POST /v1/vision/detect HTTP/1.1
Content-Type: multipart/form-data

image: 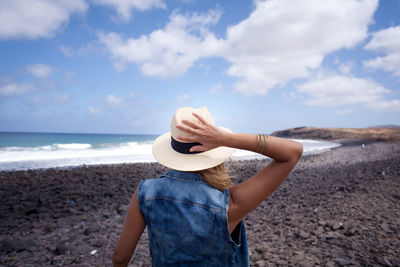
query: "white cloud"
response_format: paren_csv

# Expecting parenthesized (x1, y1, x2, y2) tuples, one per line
(339, 61, 355, 74)
(0, 0, 87, 40)
(59, 45, 74, 57)
(98, 9, 224, 76)
(296, 72, 400, 111)
(25, 94, 71, 105)
(88, 106, 101, 115)
(178, 94, 191, 103)
(282, 91, 297, 102)
(0, 0, 168, 40)
(363, 26, 400, 77)
(26, 64, 54, 79)
(103, 93, 136, 109)
(91, 0, 166, 22)
(367, 100, 400, 111)
(297, 74, 386, 106)
(98, 0, 378, 95)
(222, 0, 378, 95)
(0, 82, 33, 97)
(105, 94, 124, 106)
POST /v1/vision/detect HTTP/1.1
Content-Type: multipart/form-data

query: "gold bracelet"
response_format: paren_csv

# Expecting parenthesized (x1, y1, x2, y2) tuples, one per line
(256, 134, 270, 154)
(256, 134, 264, 154)
(256, 134, 262, 154)
(261, 134, 266, 154)
(260, 135, 266, 154)
(260, 134, 265, 154)
(256, 134, 261, 153)
(264, 135, 270, 154)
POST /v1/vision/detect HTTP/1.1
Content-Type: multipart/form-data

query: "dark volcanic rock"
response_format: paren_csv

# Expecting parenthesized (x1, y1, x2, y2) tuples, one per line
(0, 141, 399, 266)
(1, 238, 36, 253)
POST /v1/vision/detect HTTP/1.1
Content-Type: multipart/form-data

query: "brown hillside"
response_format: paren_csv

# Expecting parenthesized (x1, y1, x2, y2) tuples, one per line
(271, 127, 400, 141)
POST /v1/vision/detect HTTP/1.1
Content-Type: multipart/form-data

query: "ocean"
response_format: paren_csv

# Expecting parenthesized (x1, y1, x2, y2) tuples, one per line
(0, 132, 340, 171)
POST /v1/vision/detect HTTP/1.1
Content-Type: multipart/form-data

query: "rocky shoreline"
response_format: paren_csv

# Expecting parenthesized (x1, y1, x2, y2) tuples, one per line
(272, 126, 400, 141)
(1, 141, 399, 266)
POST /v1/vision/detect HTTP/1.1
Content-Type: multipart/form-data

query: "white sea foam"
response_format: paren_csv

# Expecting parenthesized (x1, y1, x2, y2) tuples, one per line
(0, 141, 154, 170)
(56, 143, 92, 149)
(299, 139, 341, 155)
(0, 139, 340, 171)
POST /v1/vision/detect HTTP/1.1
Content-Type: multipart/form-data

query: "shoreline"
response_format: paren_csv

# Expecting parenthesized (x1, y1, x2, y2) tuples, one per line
(1, 140, 399, 266)
(0, 138, 340, 173)
(331, 138, 387, 146)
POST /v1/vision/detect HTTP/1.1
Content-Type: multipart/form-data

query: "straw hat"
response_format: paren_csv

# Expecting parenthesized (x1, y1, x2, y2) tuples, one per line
(152, 107, 235, 171)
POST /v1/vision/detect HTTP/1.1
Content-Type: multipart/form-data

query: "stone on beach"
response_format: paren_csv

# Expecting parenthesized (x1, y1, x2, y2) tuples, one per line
(0, 141, 399, 266)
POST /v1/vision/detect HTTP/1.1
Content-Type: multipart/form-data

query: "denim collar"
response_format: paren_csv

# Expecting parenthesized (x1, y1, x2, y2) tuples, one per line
(163, 169, 202, 182)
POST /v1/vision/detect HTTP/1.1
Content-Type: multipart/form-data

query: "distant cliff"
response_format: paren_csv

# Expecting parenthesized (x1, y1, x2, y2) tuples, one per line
(271, 126, 400, 141)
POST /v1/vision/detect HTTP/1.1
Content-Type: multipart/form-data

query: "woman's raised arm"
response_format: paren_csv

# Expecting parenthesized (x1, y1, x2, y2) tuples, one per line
(176, 112, 303, 232)
(224, 133, 302, 231)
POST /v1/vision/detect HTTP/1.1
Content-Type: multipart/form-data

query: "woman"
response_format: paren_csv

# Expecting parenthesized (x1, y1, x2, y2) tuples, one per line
(113, 107, 303, 266)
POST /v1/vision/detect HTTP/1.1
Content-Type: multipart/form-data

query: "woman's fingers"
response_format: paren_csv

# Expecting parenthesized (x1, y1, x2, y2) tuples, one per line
(175, 123, 198, 135)
(192, 113, 208, 125)
(175, 114, 213, 145)
(176, 135, 196, 142)
(190, 145, 208, 152)
(181, 119, 201, 129)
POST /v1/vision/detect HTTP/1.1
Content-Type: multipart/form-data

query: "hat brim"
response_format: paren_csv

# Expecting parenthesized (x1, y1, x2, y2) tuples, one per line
(152, 127, 235, 171)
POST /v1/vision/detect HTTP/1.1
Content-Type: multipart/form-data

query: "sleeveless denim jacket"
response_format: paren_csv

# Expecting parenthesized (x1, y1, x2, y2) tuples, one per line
(138, 170, 250, 266)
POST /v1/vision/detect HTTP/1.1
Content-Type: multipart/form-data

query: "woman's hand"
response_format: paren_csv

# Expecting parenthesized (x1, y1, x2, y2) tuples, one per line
(175, 112, 229, 152)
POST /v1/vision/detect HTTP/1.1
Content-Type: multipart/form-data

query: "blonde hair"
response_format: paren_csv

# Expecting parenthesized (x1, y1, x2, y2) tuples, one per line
(196, 163, 232, 191)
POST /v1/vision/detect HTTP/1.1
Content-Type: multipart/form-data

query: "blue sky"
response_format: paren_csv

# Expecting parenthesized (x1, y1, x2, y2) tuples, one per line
(0, 0, 399, 135)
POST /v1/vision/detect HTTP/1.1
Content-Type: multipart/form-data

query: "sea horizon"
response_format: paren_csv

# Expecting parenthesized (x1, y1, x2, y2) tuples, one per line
(0, 130, 159, 138)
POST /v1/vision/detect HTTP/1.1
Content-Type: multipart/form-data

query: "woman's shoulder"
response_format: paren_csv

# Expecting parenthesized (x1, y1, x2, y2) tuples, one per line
(137, 172, 173, 199)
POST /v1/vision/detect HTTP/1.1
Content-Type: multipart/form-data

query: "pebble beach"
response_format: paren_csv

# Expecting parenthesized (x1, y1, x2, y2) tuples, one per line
(1, 140, 399, 266)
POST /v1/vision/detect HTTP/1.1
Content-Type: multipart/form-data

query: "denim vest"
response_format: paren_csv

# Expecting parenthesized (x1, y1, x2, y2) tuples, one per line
(138, 170, 250, 266)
